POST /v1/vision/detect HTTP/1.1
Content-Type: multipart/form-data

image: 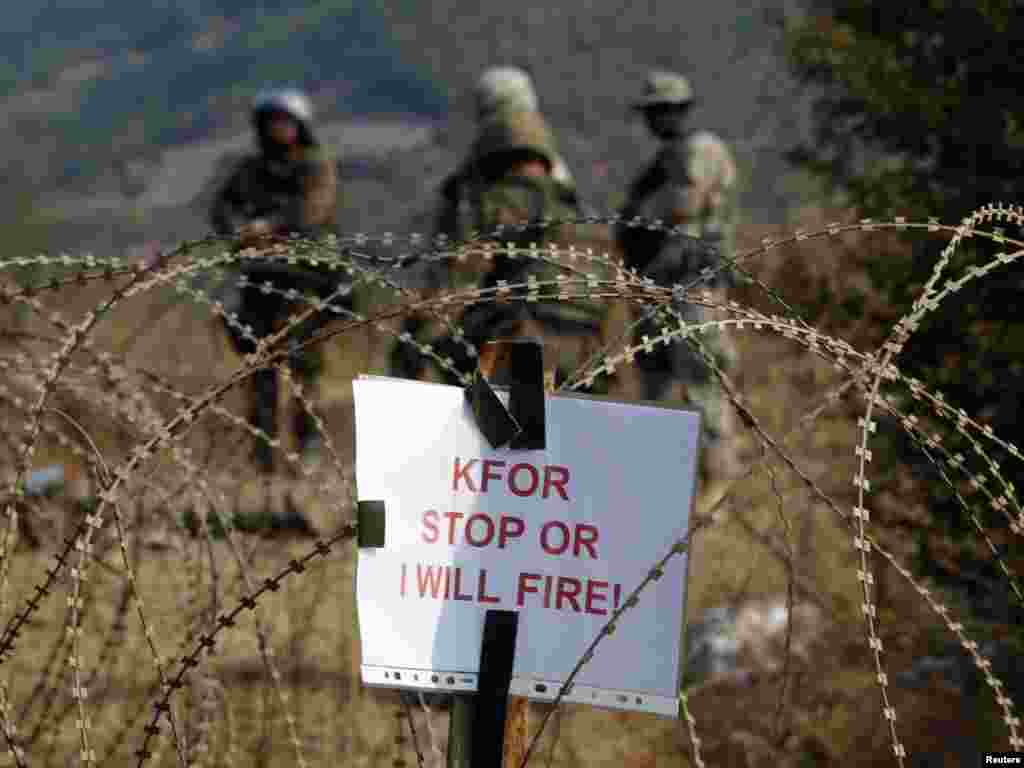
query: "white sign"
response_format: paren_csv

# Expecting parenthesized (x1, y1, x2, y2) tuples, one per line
(352, 376, 700, 716)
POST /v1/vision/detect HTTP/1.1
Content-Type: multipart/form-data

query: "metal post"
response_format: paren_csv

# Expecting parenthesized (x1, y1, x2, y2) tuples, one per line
(446, 695, 474, 768)
(445, 609, 519, 768)
(471, 610, 519, 765)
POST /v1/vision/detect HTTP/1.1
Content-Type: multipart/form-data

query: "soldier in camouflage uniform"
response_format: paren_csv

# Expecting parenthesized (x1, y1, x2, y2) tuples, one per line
(616, 70, 741, 483)
(211, 88, 342, 475)
(389, 67, 588, 380)
(421, 109, 609, 390)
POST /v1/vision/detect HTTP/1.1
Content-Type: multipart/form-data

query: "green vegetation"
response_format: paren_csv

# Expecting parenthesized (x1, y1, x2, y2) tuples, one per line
(782, 0, 1023, 696)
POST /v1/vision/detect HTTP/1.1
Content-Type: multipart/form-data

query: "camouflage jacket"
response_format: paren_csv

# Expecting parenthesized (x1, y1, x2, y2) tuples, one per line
(210, 146, 337, 240)
(424, 157, 585, 294)
(460, 173, 607, 329)
(617, 130, 738, 282)
(436, 157, 582, 243)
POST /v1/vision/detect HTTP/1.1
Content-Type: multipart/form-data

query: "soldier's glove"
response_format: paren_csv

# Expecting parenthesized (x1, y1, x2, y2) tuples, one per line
(700, 232, 737, 290)
(236, 219, 276, 247)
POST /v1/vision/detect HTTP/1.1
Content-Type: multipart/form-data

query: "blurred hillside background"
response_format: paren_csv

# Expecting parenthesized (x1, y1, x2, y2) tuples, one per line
(0, 0, 809, 258)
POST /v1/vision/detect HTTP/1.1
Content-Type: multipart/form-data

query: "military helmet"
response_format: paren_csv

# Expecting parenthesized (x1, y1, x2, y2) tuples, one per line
(474, 67, 539, 122)
(474, 109, 558, 174)
(632, 70, 694, 109)
(252, 88, 316, 144)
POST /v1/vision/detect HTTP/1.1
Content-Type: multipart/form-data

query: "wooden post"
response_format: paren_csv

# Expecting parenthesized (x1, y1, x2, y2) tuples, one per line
(502, 697, 530, 768)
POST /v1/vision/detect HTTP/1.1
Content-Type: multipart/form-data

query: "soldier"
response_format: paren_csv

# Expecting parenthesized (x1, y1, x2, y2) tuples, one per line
(616, 70, 742, 484)
(210, 88, 342, 478)
(389, 66, 588, 381)
(424, 109, 608, 391)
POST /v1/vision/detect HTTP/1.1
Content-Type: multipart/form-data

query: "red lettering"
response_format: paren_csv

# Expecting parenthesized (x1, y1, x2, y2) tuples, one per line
(540, 521, 571, 555)
(453, 457, 477, 492)
(555, 577, 582, 612)
(478, 570, 500, 604)
(452, 568, 473, 601)
(452, 458, 572, 499)
(481, 460, 505, 493)
(508, 463, 539, 497)
(516, 572, 542, 607)
(443, 511, 464, 545)
(573, 524, 600, 559)
(512, 572, 614, 614)
(416, 565, 445, 598)
(465, 514, 495, 547)
(543, 465, 570, 501)
(585, 580, 608, 615)
(421, 510, 439, 543)
(498, 516, 525, 548)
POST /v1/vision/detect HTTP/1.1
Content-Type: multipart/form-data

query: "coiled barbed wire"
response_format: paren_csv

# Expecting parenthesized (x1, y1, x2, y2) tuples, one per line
(0, 208, 1020, 766)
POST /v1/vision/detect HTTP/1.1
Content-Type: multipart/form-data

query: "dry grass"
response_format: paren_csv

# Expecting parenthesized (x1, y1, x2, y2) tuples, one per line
(0, 208, 1020, 766)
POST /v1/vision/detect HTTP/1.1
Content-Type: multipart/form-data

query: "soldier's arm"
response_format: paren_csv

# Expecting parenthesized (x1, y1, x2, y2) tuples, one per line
(268, 152, 338, 236)
(660, 134, 739, 285)
(620, 160, 667, 219)
(434, 195, 460, 255)
(646, 185, 723, 287)
(424, 170, 471, 294)
(669, 134, 737, 228)
(301, 153, 338, 230)
(209, 162, 249, 236)
(616, 161, 669, 272)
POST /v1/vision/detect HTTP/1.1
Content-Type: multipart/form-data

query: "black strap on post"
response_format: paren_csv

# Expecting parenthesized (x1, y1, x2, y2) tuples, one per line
(465, 337, 546, 450)
(469, 609, 520, 766)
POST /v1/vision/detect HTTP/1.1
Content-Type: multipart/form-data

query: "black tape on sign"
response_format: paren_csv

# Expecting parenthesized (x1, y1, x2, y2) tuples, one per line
(356, 500, 386, 548)
(500, 340, 545, 451)
(466, 373, 522, 449)
(470, 609, 520, 766)
(466, 337, 546, 450)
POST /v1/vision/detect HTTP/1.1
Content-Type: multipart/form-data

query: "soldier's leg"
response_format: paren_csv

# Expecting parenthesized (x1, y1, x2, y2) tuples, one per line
(250, 369, 279, 473)
(633, 309, 675, 402)
(233, 283, 285, 474)
(287, 278, 348, 460)
(704, 329, 742, 484)
(673, 326, 742, 486)
(288, 347, 324, 460)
